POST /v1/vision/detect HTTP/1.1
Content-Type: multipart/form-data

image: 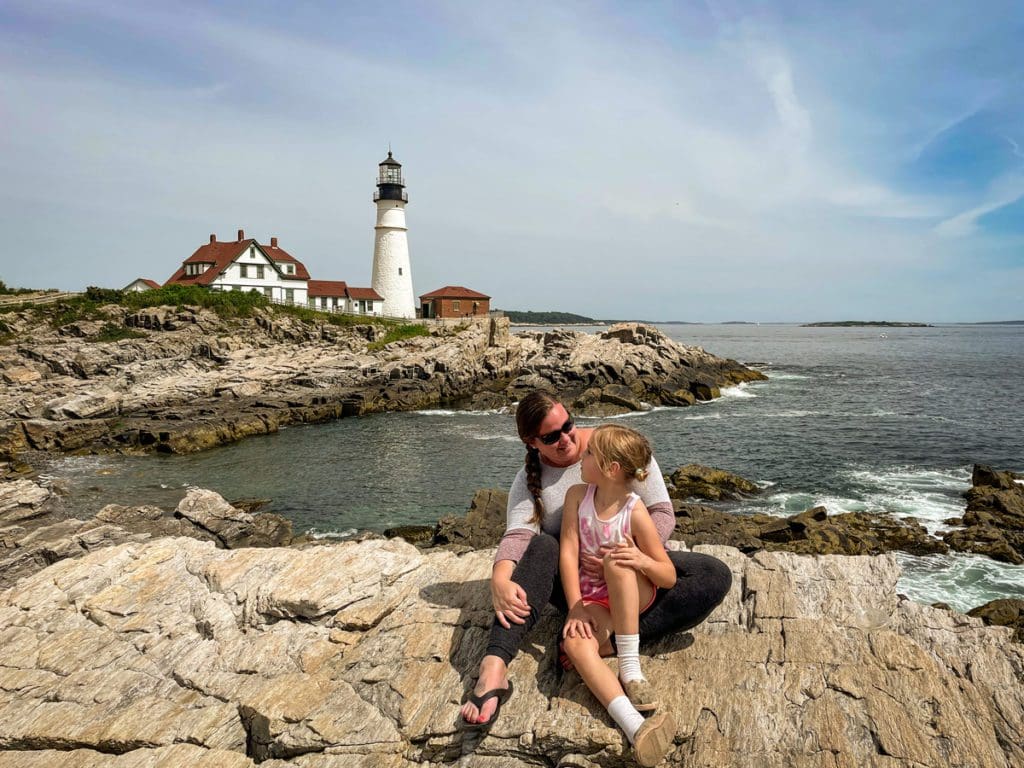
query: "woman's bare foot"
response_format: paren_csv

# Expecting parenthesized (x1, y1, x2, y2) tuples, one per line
(459, 655, 509, 725)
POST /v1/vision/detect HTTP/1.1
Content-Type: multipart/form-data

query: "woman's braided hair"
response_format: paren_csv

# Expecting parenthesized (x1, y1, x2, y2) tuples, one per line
(515, 391, 559, 525)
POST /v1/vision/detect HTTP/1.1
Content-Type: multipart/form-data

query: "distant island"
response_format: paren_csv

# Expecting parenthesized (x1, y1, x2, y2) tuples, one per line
(802, 321, 932, 328)
(502, 310, 599, 325)
(971, 320, 1024, 325)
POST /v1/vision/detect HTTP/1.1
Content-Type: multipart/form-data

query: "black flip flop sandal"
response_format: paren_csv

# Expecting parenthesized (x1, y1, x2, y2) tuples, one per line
(458, 679, 514, 732)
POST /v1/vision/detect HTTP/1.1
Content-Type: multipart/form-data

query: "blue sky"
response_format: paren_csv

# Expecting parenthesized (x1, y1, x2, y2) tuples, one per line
(1, 1, 1021, 321)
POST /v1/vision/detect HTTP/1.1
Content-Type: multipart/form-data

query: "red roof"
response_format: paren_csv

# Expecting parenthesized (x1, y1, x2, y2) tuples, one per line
(419, 285, 490, 300)
(165, 237, 310, 286)
(347, 287, 383, 301)
(141, 279, 161, 289)
(308, 280, 349, 297)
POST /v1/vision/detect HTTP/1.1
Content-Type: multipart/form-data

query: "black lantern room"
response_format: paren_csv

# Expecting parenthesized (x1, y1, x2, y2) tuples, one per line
(374, 151, 408, 202)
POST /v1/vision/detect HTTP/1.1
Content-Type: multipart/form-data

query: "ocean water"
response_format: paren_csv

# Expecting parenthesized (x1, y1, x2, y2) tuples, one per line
(40, 323, 1024, 612)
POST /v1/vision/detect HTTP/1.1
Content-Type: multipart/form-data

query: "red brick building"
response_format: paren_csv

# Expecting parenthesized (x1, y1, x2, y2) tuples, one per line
(419, 286, 491, 319)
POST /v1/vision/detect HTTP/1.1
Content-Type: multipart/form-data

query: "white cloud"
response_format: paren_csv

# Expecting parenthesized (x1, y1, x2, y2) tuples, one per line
(935, 173, 1024, 237)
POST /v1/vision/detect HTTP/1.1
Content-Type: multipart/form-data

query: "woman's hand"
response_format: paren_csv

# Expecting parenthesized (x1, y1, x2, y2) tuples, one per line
(563, 603, 595, 639)
(605, 538, 656, 574)
(491, 577, 531, 629)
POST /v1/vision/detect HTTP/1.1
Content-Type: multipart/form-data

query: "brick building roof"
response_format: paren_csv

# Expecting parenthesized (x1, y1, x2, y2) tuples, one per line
(419, 285, 490, 300)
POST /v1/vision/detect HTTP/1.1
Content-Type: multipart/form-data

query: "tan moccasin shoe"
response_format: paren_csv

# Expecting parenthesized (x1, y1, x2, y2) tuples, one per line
(622, 678, 659, 713)
(632, 711, 676, 767)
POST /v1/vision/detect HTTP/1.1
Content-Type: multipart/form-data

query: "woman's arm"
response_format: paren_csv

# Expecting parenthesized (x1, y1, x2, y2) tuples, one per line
(560, 484, 593, 639)
(608, 500, 676, 589)
(490, 468, 538, 628)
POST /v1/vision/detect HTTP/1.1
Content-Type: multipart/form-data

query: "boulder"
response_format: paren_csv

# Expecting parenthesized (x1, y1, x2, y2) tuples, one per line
(944, 464, 1024, 564)
(0, 539, 1020, 766)
(431, 488, 508, 550)
(669, 463, 761, 501)
(968, 598, 1024, 643)
(175, 488, 293, 548)
(43, 386, 122, 419)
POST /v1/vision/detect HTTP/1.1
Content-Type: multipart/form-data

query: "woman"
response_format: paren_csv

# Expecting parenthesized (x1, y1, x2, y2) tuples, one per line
(459, 391, 733, 729)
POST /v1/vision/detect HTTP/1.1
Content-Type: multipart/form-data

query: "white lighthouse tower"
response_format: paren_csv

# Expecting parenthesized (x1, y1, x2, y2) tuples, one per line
(371, 151, 415, 319)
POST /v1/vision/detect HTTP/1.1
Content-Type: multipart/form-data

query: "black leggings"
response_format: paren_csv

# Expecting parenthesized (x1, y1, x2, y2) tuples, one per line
(484, 533, 733, 665)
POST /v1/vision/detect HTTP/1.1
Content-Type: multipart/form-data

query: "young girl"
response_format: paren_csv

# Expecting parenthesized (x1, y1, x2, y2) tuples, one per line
(559, 424, 678, 767)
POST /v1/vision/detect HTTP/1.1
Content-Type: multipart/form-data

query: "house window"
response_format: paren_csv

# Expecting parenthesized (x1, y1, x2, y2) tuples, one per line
(263, 287, 272, 298)
(359, 300, 367, 313)
(286, 264, 295, 275)
(321, 298, 328, 309)
(366, 301, 373, 312)
(256, 265, 264, 279)
(250, 246, 256, 258)
(453, 300, 461, 311)
(239, 264, 248, 278)
(285, 288, 294, 303)
(398, 267, 403, 275)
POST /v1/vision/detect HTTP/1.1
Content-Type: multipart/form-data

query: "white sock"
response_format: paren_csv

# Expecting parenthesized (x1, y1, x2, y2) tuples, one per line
(617, 633, 644, 683)
(607, 695, 645, 743)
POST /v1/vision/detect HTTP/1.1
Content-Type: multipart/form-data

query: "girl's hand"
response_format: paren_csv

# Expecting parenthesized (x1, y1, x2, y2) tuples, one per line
(492, 578, 531, 629)
(563, 604, 595, 639)
(580, 549, 605, 579)
(606, 538, 655, 574)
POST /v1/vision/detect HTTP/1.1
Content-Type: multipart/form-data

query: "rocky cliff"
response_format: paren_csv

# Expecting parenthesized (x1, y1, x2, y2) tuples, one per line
(0, 307, 763, 458)
(0, 535, 1021, 767)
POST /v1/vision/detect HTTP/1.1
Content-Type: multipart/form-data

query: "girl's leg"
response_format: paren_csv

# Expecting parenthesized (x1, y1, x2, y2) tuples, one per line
(562, 605, 621, 707)
(462, 533, 559, 724)
(638, 551, 733, 646)
(604, 555, 655, 636)
(564, 604, 676, 763)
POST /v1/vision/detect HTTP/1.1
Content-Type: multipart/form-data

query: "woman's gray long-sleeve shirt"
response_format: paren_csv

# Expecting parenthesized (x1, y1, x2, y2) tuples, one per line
(495, 457, 673, 563)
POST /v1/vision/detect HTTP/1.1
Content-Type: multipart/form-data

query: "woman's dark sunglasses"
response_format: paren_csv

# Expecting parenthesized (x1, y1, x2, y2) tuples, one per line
(537, 417, 575, 445)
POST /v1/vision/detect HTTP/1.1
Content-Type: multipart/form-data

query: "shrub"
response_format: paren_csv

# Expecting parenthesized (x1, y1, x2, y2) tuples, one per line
(91, 323, 147, 342)
(366, 323, 430, 351)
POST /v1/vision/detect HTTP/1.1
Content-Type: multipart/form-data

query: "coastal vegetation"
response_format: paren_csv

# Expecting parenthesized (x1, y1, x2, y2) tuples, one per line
(0, 284, 416, 334)
(366, 322, 430, 350)
(503, 309, 596, 324)
(802, 320, 932, 327)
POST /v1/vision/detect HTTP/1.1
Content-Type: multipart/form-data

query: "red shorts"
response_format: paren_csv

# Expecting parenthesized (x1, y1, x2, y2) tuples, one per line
(582, 589, 657, 614)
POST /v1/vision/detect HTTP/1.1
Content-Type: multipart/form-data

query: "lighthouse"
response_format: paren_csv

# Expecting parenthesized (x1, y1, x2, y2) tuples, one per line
(371, 151, 415, 319)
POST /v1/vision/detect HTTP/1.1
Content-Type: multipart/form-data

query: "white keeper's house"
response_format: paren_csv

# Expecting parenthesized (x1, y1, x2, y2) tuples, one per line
(163, 230, 383, 316)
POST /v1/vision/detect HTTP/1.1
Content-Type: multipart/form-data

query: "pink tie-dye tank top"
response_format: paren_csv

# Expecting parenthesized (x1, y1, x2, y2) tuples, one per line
(578, 484, 640, 604)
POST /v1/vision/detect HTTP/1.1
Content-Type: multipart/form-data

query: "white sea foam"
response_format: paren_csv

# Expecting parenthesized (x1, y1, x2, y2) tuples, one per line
(308, 527, 358, 540)
(414, 407, 509, 417)
(896, 552, 1024, 613)
(844, 466, 968, 535)
(762, 371, 809, 381)
(720, 384, 757, 399)
(730, 491, 870, 518)
(682, 412, 722, 421)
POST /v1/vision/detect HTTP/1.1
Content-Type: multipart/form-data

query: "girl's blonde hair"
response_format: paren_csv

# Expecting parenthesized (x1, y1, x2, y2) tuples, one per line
(588, 424, 652, 482)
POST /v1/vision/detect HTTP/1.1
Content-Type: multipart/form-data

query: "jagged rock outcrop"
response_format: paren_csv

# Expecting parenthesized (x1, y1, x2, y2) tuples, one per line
(0, 308, 764, 456)
(0, 537, 1020, 767)
(0, 478, 292, 588)
(943, 465, 1024, 564)
(668, 463, 761, 501)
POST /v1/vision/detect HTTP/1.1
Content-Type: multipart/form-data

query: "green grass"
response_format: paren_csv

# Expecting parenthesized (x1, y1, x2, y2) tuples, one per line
(4, 284, 434, 341)
(91, 323, 148, 342)
(366, 323, 430, 351)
